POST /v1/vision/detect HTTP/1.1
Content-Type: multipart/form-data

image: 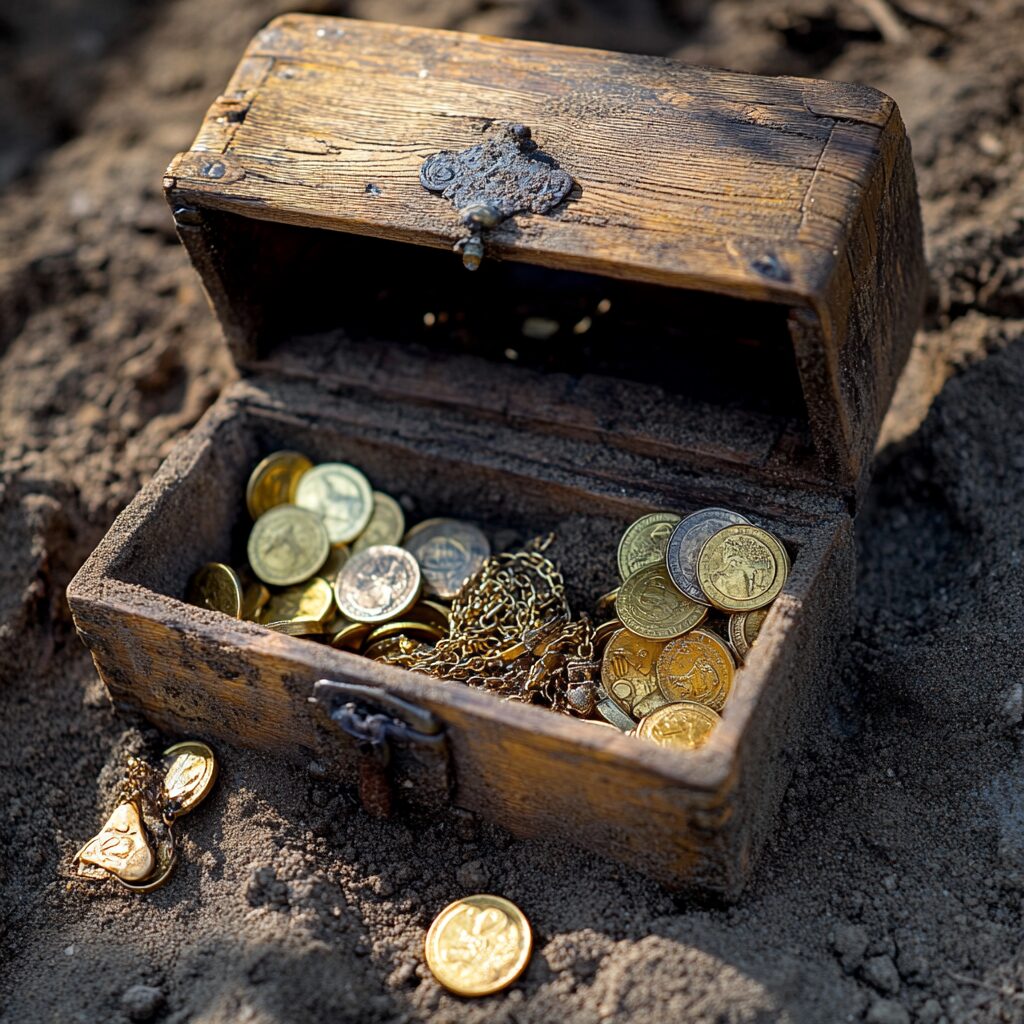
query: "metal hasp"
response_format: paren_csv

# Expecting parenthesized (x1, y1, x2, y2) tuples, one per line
(311, 679, 450, 817)
(419, 122, 574, 270)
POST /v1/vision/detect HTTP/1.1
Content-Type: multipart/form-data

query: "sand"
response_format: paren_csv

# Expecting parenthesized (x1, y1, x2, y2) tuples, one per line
(1, 1, 1022, 1021)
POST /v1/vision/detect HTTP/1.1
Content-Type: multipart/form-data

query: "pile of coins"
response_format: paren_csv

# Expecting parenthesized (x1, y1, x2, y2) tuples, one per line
(187, 452, 789, 753)
(72, 741, 217, 892)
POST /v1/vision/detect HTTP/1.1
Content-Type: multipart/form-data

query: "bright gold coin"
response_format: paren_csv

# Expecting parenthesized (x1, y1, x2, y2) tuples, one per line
(162, 741, 218, 819)
(294, 462, 374, 545)
(403, 518, 490, 600)
(114, 837, 177, 893)
(696, 524, 788, 611)
(656, 628, 734, 711)
(245, 450, 313, 519)
(248, 505, 330, 587)
(352, 491, 406, 553)
(185, 563, 243, 618)
(665, 507, 750, 605)
(75, 801, 155, 883)
(636, 701, 720, 751)
(728, 607, 769, 660)
(425, 894, 532, 997)
(601, 628, 669, 720)
(335, 544, 422, 624)
(259, 577, 335, 628)
(616, 564, 707, 640)
(616, 512, 681, 581)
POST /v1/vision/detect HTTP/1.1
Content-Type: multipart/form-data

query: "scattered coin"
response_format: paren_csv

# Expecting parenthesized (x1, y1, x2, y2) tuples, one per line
(294, 462, 374, 545)
(636, 701, 720, 751)
(75, 801, 155, 883)
(352, 491, 406, 553)
(656, 628, 734, 711)
(248, 505, 330, 587)
(335, 545, 422, 623)
(616, 564, 707, 640)
(729, 607, 769, 660)
(425, 894, 532, 997)
(162, 741, 218, 819)
(245, 450, 313, 519)
(185, 562, 243, 618)
(696, 524, 788, 611)
(665, 507, 750, 605)
(403, 518, 490, 600)
(616, 512, 681, 581)
(601, 627, 669, 720)
(259, 577, 335, 631)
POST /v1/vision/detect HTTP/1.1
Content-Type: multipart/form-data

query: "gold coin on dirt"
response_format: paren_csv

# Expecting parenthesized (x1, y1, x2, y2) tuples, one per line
(294, 462, 374, 545)
(636, 701, 720, 751)
(728, 607, 769, 660)
(245, 450, 313, 519)
(406, 599, 451, 631)
(185, 562, 243, 618)
(335, 544, 422, 624)
(330, 621, 373, 651)
(403, 519, 490, 600)
(601, 628, 669, 720)
(162, 740, 218, 819)
(259, 577, 335, 629)
(616, 512, 681, 581)
(75, 801, 155, 883)
(665, 507, 750, 605)
(352, 491, 406, 553)
(696, 524, 788, 612)
(656, 628, 734, 711)
(616, 564, 707, 640)
(425, 894, 532, 997)
(248, 505, 329, 587)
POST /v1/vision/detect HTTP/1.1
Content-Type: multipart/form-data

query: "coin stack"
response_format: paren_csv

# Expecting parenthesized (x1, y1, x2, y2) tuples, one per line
(595, 509, 789, 750)
(187, 452, 491, 659)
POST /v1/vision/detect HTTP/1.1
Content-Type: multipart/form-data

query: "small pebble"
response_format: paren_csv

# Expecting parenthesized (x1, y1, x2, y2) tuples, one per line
(121, 984, 165, 1022)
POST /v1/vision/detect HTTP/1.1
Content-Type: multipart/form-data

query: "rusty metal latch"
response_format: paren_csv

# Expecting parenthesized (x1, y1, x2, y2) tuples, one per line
(419, 122, 574, 271)
(311, 680, 449, 817)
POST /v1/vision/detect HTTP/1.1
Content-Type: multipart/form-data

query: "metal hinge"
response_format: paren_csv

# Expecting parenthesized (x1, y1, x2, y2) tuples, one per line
(310, 680, 450, 817)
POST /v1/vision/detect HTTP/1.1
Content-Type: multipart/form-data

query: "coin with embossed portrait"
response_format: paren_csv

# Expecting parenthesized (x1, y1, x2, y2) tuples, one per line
(335, 544, 422, 624)
(245, 450, 313, 519)
(616, 564, 707, 640)
(248, 505, 329, 586)
(616, 512, 681, 581)
(600, 627, 669, 720)
(352, 491, 406, 553)
(665, 507, 750, 604)
(294, 462, 374, 545)
(403, 518, 490, 600)
(636, 701, 720, 751)
(697, 524, 788, 612)
(656, 628, 734, 711)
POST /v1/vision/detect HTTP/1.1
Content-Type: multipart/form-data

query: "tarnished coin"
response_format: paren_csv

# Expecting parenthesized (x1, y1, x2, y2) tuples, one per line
(729, 608, 769, 660)
(665, 507, 750, 604)
(696, 524, 788, 611)
(425, 894, 532, 997)
(616, 512, 681, 581)
(403, 518, 490, 600)
(335, 545, 422, 624)
(245, 450, 313, 519)
(259, 577, 335, 629)
(352, 491, 406, 553)
(162, 741, 218, 819)
(75, 801, 155, 883)
(616, 564, 707, 640)
(656, 628, 734, 711)
(330, 621, 373, 651)
(601, 628, 669, 720)
(248, 505, 329, 587)
(294, 462, 374, 545)
(636, 701, 720, 751)
(186, 562, 243, 618)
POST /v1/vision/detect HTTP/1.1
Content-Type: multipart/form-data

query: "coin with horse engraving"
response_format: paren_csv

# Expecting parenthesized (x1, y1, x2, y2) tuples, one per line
(656, 628, 734, 711)
(616, 564, 707, 640)
(665, 507, 750, 604)
(335, 544, 421, 624)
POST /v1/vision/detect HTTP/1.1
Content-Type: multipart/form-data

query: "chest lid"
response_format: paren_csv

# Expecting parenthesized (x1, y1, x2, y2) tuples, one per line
(164, 14, 925, 509)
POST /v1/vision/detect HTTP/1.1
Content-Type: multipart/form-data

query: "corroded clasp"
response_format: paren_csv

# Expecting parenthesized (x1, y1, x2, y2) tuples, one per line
(419, 122, 574, 270)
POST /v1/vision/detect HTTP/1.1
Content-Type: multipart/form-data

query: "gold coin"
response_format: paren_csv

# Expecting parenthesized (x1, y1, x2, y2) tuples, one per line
(75, 801, 155, 883)
(114, 836, 177, 893)
(363, 635, 430, 662)
(601, 627, 669, 720)
(365, 620, 445, 646)
(259, 577, 335, 628)
(425, 895, 532, 997)
(636, 701, 720, 751)
(665, 507, 750, 605)
(263, 618, 327, 637)
(335, 544, 422, 624)
(245, 450, 313, 519)
(403, 518, 490, 600)
(240, 578, 270, 621)
(185, 562, 243, 618)
(728, 607, 769, 660)
(592, 618, 623, 651)
(696, 524, 788, 611)
(248, 505, 330, 587)
(656, 628, 734, 711)
(330, 621, 373, 651)
(162, 741, 217, 819)
(616, 512, 681, 580)
(294, 462, 374, 545)
(616, 564, 707, 640)
(594, 588, 619, 621)
(352, 491, 406, 553)
(406, 599, 451, 631)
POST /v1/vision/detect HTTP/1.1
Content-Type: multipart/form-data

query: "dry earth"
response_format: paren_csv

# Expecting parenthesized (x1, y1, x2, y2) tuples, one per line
(1, 1, 1023, 1022)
